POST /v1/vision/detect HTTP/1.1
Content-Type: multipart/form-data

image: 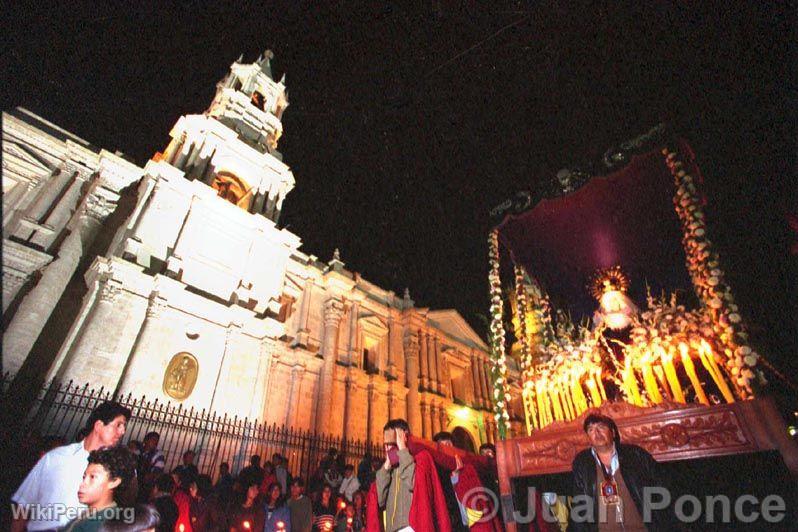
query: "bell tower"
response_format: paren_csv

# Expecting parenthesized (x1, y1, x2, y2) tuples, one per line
(159, 50, 293, 222)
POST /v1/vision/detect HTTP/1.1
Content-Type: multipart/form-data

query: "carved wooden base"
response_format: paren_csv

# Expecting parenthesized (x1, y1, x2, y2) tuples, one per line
(496, 397, 798, 530)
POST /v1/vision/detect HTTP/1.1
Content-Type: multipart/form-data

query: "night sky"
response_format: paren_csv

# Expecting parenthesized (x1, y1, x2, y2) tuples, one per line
(4, 2, 796, 380)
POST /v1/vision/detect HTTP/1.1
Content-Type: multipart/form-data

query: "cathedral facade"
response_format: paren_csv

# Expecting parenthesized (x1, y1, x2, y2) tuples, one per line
(2, 53, 521, 447)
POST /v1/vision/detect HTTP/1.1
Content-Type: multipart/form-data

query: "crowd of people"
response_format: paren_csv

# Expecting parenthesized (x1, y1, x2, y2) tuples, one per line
(10, 398, 684, 532)
(12, 401, 464, 532)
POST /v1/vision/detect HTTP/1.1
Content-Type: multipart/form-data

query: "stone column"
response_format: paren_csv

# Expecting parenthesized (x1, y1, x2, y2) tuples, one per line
(22, 168, 72, 223)
(403, 333, 422, 434)
(262, 352, 283, 423)
(315, 298, 343, 434)
(344, 379, 358, 439)
(482, 359, 493, 408)
(209, 323, 244, 414)
(430, 405, 440, 435)
(386, 317, 396, 377)
(289, 365, 307, 429)
(418, 331, 428, 390)
(366, 383, 379, 445)
(248, 339, 275, 422)
(471, 353, 484, 407)
(387, 387, 395, 420)
(420, 403, 431, 439)
(49, 279, 123, 387)
(114, 294, 168, 396)
(439, 353, 450, 398)
(2, 179, 35, 235)
(283, 363, 305, 427)
(426, 334, 436, 393)
(438, 406, 448, 434)
(430, 335, 440, 394)
(476, 358, 487, 407)
(346, 300, 359, 365)
(293, 279, 314, 347)
(3, 192, 109, 375)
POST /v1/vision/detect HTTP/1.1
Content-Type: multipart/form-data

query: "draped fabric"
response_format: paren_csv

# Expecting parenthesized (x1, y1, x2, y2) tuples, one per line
(365, 450, 452, 532)
(495, 139, 702, 320)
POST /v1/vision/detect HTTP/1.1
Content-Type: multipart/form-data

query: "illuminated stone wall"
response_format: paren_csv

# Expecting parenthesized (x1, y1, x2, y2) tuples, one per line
(2, 53, 514, 445)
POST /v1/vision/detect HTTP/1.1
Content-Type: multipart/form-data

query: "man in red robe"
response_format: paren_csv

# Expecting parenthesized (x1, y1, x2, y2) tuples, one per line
(368, 423, 507, 531)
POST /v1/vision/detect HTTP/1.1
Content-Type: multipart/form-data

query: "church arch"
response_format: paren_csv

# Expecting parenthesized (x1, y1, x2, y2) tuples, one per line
(210, 171, 254, 211)
(451, 425, 476, 453)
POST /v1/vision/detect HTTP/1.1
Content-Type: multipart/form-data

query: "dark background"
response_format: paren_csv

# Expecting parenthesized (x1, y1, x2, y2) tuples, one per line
(3, 2, 796, 393)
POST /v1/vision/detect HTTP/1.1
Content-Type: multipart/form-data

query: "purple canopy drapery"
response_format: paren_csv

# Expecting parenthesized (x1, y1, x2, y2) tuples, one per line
(495, 140, 702, 319)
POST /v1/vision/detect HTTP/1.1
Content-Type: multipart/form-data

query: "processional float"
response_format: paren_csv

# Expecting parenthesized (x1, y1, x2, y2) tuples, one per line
(485, 126, 797, 530)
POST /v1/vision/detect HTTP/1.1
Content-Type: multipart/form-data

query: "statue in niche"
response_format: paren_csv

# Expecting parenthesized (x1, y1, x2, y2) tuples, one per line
(163, 353, 198, 401)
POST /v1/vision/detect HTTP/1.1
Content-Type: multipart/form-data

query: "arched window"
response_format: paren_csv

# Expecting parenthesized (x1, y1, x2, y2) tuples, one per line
(210, 172, 254, 211)
(451, 426, 476, 453)
(250, 91, 266, 111)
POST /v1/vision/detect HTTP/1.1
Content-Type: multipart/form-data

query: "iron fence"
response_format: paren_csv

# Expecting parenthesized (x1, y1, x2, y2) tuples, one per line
(2, 374, 383, 482)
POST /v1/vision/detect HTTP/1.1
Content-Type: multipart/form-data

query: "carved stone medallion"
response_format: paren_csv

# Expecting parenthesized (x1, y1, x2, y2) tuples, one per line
(163, 352, 198, 401)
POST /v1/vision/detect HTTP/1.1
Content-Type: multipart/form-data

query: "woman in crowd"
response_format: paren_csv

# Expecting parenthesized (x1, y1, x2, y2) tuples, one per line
(172, 468, 196, 532)
(188, 474, 215, 531)
(259, 461, 278, 497)
(263, 481, 292, 531)
(350, 491, 366, 531)
(323, 464, 342, 491)
(311, 484, 337, 531)
(229, 477, 265, 532)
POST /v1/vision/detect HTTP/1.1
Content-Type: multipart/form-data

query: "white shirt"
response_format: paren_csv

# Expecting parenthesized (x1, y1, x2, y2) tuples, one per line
(591, 447, 619, 476)
(12, 441, 90, 530)
(339, 475, 360, 502)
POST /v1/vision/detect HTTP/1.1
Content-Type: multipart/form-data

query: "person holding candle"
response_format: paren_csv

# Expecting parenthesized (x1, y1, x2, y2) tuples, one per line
(263, 481, 292, 532)
(312, 484, 337, 531)
(230, 478, 266, 532)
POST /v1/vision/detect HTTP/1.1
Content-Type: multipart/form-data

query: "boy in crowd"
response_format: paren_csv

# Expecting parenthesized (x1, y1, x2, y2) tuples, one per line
(287, 478, 313, 532)
(339, 464, 360, 502)
(62, 446, 137, 531)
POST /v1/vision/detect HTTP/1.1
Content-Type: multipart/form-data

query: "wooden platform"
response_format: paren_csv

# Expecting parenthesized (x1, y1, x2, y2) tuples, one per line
(495, 397, 798, 530)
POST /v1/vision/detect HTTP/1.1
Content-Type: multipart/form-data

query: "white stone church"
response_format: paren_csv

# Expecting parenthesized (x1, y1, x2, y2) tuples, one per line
(2, 52, 523, 447)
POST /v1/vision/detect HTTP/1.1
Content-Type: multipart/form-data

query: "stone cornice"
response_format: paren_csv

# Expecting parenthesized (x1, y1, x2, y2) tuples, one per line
(2, 239, 54, 273)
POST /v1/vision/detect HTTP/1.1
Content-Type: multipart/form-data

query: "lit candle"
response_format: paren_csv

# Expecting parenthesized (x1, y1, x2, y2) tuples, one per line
(560, 380, 575, 420)
(572, 375, 590, 413)
(653, 365, 672, 401)
(680, 343, 709, 405)
(549, 383, 564, 421)
(624, 362, 643, 406)
(661, 348, 685, 403)
(641, 362, 663, 404)
(698, 341, 735, 403)
(536, 381, 549, 427)
(595, 369, 608, 401)
(524, 387, 537, 432)
(585, 376, 602, 407)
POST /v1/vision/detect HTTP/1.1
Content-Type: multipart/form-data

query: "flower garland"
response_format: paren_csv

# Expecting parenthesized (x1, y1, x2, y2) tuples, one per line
(513, 263, 534, 432)
(664, 147, 759, 397)
(488, 229, 511, 439)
